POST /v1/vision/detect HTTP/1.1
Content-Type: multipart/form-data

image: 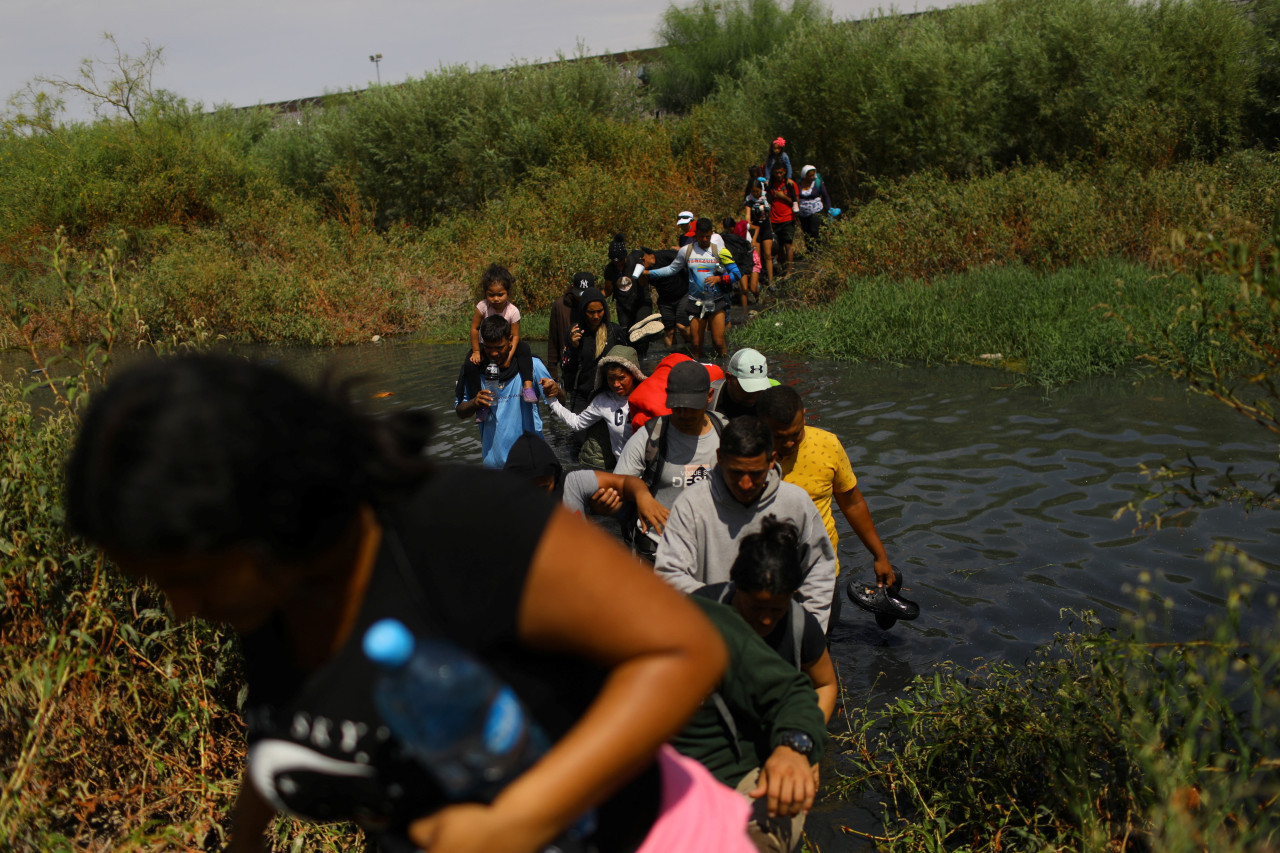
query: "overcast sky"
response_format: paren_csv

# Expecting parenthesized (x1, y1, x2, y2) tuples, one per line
(4, 0, 965, 121)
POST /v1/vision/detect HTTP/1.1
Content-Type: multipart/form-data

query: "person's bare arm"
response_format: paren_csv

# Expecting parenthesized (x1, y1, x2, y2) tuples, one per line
(748, 745, 816, 818)
(506, 320, 522, 368)
(593, 471, 669, 535)
(803, 648, 838, 723)
(455, 389, 493, 419)
(408, 509, 726, 853)
(469, 309, 484, 364)
(834, 485, 894, 588)
(223, 771, 275, 852)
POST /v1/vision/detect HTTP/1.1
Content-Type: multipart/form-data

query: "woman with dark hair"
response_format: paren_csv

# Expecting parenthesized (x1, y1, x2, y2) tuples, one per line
(560, 287, 627, 413)
(64, 354, 752, 853)
(742, 165, 774, 290)
(696, 517, 837, 722)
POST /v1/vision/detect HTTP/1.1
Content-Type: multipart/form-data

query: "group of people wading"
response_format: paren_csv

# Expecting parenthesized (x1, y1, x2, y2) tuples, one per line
(64, 135, 912, 853)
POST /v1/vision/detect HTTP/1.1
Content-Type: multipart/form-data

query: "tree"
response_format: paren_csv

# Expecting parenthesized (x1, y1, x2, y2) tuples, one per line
(649, 0, 826, 113)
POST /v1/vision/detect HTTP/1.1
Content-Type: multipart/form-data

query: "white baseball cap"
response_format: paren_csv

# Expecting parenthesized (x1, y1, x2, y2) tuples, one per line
(727, 348, 770, 392)
(676, 211, 695, 226)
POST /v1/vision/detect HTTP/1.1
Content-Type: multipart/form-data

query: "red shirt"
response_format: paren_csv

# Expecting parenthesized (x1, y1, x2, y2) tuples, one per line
(769, 179, 798, 224)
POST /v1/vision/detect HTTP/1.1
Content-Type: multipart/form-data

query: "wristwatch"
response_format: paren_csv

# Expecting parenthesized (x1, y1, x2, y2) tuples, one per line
(775, 729, 815, 758)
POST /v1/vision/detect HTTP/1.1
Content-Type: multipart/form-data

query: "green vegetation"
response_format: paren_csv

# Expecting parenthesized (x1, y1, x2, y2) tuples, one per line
(839, 572, 1280, 852)
(2, 0, 1280, 377)
(735, 260, 1249, 388)
(648, 0, 827, 113)
(3, 4, 1280, 845)
(0, 251, 365, 849)
(831, 165, 1280, 853)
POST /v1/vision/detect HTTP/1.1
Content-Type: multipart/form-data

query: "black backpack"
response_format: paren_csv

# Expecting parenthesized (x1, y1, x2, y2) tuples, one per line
(626, 411, 728, 560)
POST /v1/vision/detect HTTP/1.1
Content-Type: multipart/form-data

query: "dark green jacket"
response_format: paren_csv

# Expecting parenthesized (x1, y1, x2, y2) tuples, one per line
(671, 598, 827, 786)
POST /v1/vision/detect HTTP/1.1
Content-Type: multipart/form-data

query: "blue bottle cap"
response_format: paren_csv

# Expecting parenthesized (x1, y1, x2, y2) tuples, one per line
(364, 618, 415, 668)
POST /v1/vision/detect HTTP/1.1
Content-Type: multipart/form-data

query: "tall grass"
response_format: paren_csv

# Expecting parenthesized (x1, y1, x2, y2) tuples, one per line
(734, 260, 1261, 387)
(0, 245, 367, 849)
(839, 558, 1280, 852)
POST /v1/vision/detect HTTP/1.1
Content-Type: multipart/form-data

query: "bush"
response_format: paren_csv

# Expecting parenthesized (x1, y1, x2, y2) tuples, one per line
(710, 0, 1259, 201)
(839, 570, 1280, 852)
(647, 0, 826, 113)
(800, 152, 1280, 285)
(252, 55, 649, 228)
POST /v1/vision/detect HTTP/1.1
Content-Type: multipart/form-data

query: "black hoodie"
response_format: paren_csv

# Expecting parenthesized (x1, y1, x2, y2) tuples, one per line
(560, 287, 626, 409)
(503, 432, 565, 500)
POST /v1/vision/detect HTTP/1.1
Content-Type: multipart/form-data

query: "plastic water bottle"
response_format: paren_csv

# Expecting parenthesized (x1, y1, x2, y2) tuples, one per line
(478, 361, 501, 422)
(363, 618, 548, 802)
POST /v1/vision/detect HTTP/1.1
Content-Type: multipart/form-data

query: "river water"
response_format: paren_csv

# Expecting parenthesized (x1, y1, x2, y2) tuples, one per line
(276, 340, 1278, 849)
(8, 341, 1277, 849)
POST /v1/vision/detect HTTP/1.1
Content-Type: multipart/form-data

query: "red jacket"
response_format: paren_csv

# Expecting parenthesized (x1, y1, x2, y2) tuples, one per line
(627, 354, 726, 433)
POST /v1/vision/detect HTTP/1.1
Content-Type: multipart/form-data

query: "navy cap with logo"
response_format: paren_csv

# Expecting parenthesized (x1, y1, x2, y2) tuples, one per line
(666, 361, 712, 409)
(572, 271, 596, 293)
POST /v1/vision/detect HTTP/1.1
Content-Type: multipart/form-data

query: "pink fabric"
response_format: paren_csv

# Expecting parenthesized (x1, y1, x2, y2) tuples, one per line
(635, 746, 755, 853)
(752, 248, 762, 275)
(476, 300, 522, 325)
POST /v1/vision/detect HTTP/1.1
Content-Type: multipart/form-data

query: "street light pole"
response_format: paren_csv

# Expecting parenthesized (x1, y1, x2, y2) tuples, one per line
(369, 53, 382, 85)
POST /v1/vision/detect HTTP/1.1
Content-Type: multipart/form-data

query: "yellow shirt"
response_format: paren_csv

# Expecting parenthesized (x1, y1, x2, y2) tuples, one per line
(779, 426, 858, 571)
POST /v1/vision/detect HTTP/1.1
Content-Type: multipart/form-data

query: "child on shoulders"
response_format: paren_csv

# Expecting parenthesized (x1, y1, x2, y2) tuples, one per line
(469, 263, 538, 403)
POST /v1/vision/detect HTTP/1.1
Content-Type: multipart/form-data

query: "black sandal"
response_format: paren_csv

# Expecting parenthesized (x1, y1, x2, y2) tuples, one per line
(846, 569, 920, 629)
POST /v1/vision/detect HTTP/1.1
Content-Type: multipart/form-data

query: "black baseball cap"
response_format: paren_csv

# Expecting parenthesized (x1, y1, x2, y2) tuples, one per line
(666, 361, 711, 409)
(572, 271, 596, 293)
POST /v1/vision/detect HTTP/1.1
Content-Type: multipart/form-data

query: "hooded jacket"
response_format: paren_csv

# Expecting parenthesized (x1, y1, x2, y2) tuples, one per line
(560, 287, 627, 408)
(654, 465, 838, 630)
(547, 345, 647, 458)
(547, 286, 579, 372)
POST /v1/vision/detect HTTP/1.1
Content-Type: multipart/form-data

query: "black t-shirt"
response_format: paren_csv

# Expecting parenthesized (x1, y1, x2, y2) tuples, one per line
(611, 251, 653, 320)
(696, 582, 826, 668)
(649, 248, 687, 304)
(241, 465, 658, 850)
(711, 384, 758, 421)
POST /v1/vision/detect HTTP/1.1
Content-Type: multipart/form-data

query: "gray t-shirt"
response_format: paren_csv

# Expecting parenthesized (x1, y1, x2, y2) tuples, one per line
(613, 420, 722, 510)
(561, 469, 600, 517)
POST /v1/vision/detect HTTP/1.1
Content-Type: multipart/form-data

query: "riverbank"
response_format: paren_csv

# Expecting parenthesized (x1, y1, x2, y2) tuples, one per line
(408, 259, 1254, 390)
(733, 259, 1236, 388)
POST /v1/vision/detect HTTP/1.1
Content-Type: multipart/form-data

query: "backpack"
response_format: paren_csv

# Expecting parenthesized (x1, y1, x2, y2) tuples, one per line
(626, 410, 728, 560)
(638, 410, 728, 492)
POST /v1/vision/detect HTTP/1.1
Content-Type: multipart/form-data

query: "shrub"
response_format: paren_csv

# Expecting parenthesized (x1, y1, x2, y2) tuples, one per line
(715, 0, 1260, 201)
(252, 55, 649, 228)
(839, 569, 1280, 852)
(647, 0, 826, 113)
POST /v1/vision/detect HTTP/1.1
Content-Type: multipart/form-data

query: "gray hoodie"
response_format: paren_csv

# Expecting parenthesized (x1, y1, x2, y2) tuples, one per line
(654, 465, 838, 629)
